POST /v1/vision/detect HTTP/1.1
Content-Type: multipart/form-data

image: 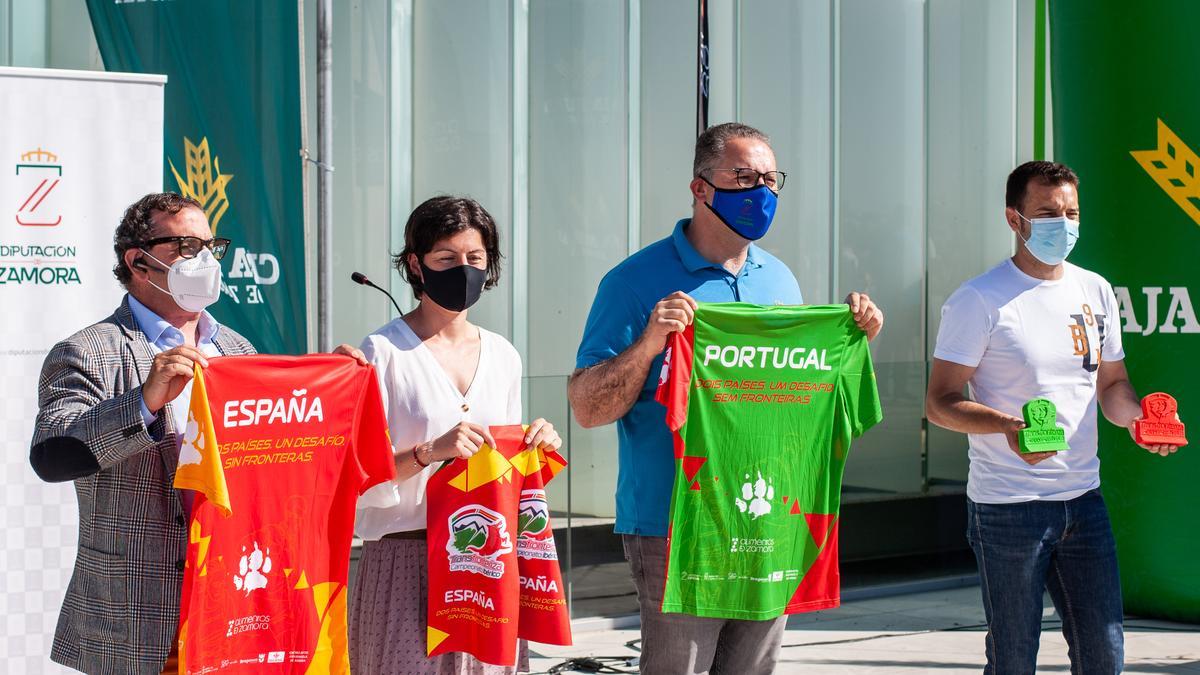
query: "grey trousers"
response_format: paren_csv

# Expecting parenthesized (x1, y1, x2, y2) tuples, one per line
(623, 535, 787, 675)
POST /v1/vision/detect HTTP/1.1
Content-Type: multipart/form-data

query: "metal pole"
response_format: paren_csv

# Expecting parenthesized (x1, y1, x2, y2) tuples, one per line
(696, 0, 709, 137)
(297, 0, 313, 351)
(317, 0, 333, 351)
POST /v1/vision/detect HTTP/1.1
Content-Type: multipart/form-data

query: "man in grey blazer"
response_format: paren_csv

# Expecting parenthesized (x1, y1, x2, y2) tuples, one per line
(30, 192, 363, 674)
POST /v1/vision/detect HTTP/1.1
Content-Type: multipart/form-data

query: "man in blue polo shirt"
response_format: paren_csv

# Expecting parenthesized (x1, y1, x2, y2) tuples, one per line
(568, 122, 884, 674)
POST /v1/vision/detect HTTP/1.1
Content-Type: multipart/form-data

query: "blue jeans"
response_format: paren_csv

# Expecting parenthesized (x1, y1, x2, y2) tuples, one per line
(966, 488, 1124, 675)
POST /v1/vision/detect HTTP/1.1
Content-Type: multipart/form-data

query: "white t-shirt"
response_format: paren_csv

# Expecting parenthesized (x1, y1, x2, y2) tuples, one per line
(353, 318, 522, 538)
(934, 259, 1125, 504)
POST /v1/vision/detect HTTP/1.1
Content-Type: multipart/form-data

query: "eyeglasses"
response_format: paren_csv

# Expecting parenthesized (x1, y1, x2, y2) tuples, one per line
(140, 236, 232, 260)
(709, 168, 787, 191)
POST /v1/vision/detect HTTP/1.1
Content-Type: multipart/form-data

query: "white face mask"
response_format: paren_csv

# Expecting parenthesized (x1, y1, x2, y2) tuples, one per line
(140, 247, 223, 312)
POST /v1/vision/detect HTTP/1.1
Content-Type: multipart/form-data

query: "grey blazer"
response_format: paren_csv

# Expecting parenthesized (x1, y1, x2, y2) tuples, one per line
(30, 295, 255, 675)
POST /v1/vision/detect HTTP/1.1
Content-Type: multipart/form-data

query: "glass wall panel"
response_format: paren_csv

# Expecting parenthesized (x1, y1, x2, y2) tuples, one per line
(330, 0, 393, 348)
(838, 0, 926, 496)
(7, 1, 47, 66)
(528, 0, 628, 520)
(925, 0, 1018, 489)
(739, 0, 833, 305)
(0, 0, 102, 70)
(46, 0, 103, 71)
(412, 0, 513, 338)
(639, 0, 696, 247)
(528, 0, 636, 619)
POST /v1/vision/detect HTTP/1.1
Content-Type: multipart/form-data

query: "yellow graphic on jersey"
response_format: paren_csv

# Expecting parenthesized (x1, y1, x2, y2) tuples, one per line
(305, 582, 350, 675)
(173, 365, 232, 516)
(427, 626, 451, 653)
(445, 426, 567, 492)
(447, 444, 515, 491)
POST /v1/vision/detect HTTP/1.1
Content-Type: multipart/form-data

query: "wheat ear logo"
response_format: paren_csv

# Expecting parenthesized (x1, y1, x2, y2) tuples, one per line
(169, 136, 234, 233)
(1131, 119, 1200, 227)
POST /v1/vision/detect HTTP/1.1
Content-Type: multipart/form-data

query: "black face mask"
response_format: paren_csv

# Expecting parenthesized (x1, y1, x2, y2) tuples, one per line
(419, 262, 486, 312)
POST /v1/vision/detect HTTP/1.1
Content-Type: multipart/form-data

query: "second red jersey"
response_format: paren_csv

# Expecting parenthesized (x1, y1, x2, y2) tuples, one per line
(175, 354, 396, 674)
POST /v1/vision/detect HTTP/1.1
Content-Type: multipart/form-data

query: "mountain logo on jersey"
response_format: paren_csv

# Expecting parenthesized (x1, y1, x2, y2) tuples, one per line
(517, 490, 551, 539)
(516, 489, 558, 561)
(447, 505, 514, 579)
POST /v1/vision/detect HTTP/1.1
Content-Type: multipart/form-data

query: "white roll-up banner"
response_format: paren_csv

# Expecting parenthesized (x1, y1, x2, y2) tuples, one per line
(0, 67, 165, 674)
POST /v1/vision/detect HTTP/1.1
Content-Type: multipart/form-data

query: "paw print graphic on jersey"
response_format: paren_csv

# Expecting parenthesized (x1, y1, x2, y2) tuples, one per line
(179, 411, 204, 467)
(232, 542, 272, 595)
(735, 471, 774, 519)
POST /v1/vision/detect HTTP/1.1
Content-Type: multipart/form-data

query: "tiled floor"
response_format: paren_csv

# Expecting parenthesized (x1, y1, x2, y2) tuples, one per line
(528, 585, 1200, 673)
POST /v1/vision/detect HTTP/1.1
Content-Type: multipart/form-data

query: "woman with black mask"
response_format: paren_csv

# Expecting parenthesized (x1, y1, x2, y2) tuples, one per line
(349, 195, 561, 674)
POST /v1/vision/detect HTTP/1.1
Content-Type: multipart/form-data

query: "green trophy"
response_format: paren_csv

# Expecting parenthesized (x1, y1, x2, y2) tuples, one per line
(1018, 398, 1070, 453)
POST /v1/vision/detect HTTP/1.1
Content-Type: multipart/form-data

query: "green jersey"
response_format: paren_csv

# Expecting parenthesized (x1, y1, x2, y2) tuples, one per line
(655, 303, 882, 619)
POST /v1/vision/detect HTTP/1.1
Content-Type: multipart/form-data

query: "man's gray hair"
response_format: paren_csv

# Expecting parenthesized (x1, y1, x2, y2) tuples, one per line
(692, 122, 771, 178)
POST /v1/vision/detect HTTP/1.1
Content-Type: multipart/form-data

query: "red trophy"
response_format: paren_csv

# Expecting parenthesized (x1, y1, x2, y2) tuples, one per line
(1133, 393, 1188, 447)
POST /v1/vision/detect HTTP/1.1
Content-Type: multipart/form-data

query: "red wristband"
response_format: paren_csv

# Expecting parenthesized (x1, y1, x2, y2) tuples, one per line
(412, 443, 431, 468)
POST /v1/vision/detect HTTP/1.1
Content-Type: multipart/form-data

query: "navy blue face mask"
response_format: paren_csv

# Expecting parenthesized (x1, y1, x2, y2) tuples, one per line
(702, 178, 779, 241)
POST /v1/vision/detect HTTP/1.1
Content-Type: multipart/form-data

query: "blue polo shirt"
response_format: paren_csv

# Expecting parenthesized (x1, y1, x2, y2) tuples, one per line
(575, 219, 803, 536)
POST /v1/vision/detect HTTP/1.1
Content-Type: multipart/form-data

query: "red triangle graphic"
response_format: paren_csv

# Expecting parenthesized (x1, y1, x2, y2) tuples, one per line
(671, 431, 687, 459)
(805, 513, 837, 549)
(689, 480, 700, 491)
(790, 500, 803, 515)
(681, 456, 707, 483)
(786, 518, 840, 612)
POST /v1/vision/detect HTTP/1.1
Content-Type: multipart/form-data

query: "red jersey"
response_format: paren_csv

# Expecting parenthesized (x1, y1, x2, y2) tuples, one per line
(174, 354, 395, 674)
(425, 425, 571, 666)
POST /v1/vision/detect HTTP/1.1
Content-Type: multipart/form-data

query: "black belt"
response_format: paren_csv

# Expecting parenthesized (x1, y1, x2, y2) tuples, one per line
(381, 529, 426, 541)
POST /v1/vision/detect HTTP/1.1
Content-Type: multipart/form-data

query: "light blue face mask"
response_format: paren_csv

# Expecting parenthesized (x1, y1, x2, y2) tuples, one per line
(1017, 212, 1079, 265)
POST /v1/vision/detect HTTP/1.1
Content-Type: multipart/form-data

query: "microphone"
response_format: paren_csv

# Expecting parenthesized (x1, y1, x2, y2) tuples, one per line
(351, 271, 404, 317)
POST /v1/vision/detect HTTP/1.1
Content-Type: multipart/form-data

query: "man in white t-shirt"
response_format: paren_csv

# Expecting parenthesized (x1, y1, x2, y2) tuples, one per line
(926, 161, 1182, 675)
